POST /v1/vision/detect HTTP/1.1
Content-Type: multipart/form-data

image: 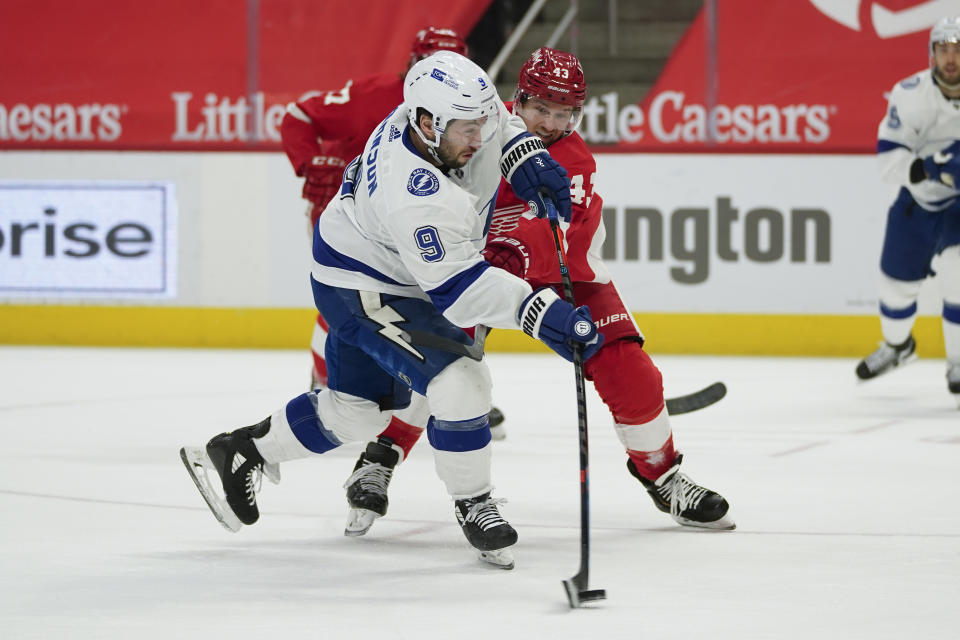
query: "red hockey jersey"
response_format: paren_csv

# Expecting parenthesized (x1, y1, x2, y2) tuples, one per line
(280, 73, 404, 175)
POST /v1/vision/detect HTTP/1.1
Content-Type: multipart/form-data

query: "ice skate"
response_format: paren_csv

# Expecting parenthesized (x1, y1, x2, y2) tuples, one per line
(856, 335, 917, 380)
(488, 406, 507, 441)
(629, 455, 735, 530)
(948, 363, 960, 407)
(454, 492, 517, 569)
(343, 437, 400, 536)
(180, 417, 278, 533)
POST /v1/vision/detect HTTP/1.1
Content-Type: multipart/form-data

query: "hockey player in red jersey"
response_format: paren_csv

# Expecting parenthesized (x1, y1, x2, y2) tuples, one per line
(343, 48, 734, 536)
(280, 27, 468, 391)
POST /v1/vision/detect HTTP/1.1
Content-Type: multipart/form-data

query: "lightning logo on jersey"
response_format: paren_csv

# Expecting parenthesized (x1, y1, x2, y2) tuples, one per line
(359, 292, 425, 361)
(407, 168, 440, 196)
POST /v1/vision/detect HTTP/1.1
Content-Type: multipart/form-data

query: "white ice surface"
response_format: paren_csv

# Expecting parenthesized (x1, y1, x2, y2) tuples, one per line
(1, 346, 958, 639)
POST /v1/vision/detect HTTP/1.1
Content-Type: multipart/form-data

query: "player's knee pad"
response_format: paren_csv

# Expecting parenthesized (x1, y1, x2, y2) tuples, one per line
(315, 389, 391, 444)
(586, 339, 664, 425)
(878, 273, 923, 313)
(425, 357, 492, 421)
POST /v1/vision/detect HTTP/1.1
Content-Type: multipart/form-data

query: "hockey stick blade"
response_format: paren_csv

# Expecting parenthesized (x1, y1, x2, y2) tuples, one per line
(665, 381, 727, 415)
(563, 576, 607, 608)
(406, 325, 487, 361)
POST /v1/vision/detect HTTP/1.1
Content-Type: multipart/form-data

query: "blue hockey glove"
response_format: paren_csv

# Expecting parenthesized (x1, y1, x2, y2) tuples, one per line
(518, 287, 603, 362)
(922, 140, 960, 188)
(499, 132, 572, 222)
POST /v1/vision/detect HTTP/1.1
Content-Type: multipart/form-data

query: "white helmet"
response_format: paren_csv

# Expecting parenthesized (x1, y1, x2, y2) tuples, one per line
(930, 16, 960, 53)
(404, 51, 500, 161)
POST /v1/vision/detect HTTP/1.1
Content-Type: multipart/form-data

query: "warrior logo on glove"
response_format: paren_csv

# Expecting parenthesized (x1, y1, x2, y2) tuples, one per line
(518, 287, 603, 362)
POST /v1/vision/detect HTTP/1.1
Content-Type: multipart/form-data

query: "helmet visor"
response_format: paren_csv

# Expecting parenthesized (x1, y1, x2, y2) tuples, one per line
(516, 96, 583, 136)
(438, 99, 500, 147)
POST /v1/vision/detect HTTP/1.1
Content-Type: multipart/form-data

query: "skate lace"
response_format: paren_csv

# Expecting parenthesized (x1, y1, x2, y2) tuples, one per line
(245, 465, 263, 506)
(461, 497, 508, 531)
(664, 472, 707, 515)
(343, 461, 393, 494)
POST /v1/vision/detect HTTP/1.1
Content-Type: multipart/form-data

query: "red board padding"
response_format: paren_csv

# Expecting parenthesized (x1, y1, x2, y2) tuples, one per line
(0, 0, 490, 150)
(597, 0, 937, 153)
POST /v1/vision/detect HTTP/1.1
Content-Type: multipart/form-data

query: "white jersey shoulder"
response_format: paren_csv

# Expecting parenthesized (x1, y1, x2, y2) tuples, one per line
(313, 103, 532, 329)
(878, 69, 960, 208)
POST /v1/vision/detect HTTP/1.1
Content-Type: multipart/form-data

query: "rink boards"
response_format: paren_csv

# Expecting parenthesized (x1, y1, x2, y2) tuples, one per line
(0, 151, 950, 356)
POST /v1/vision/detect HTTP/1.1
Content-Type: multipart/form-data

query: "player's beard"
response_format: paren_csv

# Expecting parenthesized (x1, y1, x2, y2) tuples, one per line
(437, 138, 475, 169)
(935, 63, 960, 90)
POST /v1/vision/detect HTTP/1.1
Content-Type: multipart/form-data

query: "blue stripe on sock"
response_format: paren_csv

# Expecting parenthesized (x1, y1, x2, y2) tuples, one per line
(880, 301, 917, 320)
(426, 415, 491, 452)
(285, 393, 341, 454)
(944, 302, 960, 324)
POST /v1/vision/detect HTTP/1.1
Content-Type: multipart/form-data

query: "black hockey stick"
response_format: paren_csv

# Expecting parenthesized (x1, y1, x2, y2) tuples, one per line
(544, 196, 606, 608)
(406, 325, 488, 361)
(666, 381, 727, 415)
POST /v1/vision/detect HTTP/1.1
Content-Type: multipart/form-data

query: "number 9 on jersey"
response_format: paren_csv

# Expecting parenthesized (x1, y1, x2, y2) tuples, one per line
(415, 226, 445, 262)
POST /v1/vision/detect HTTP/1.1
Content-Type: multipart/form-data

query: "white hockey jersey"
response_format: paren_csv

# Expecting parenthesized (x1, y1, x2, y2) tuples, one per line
(312, 103, 534, 330)
(878, 69, 960, 210)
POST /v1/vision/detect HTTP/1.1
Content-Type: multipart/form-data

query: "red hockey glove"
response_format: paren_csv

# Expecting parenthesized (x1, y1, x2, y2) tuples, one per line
(302, 155, 347, 212)
(482, 236, 531, 279)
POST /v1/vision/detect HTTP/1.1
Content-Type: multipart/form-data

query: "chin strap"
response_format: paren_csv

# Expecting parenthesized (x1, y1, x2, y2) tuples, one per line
(408, 122, 444, 165)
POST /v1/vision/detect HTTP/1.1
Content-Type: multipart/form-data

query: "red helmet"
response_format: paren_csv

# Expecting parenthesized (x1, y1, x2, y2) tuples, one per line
(410, 27, 468, 65)
(515, 47, 587, 108)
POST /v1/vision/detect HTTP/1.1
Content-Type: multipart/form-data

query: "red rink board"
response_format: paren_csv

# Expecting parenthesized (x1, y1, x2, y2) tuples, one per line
(599, 0, 950, 153)
(0, 0, 490, 150)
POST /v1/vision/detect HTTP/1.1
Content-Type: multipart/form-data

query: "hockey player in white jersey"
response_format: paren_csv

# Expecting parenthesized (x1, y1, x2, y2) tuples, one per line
(180, 51, 602, 569)
(857, 16, 960, 405)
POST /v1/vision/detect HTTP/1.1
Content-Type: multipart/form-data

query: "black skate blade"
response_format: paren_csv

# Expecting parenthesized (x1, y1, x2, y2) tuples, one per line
(665, 381, 727, 415)
(562, 578, 607, 608)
